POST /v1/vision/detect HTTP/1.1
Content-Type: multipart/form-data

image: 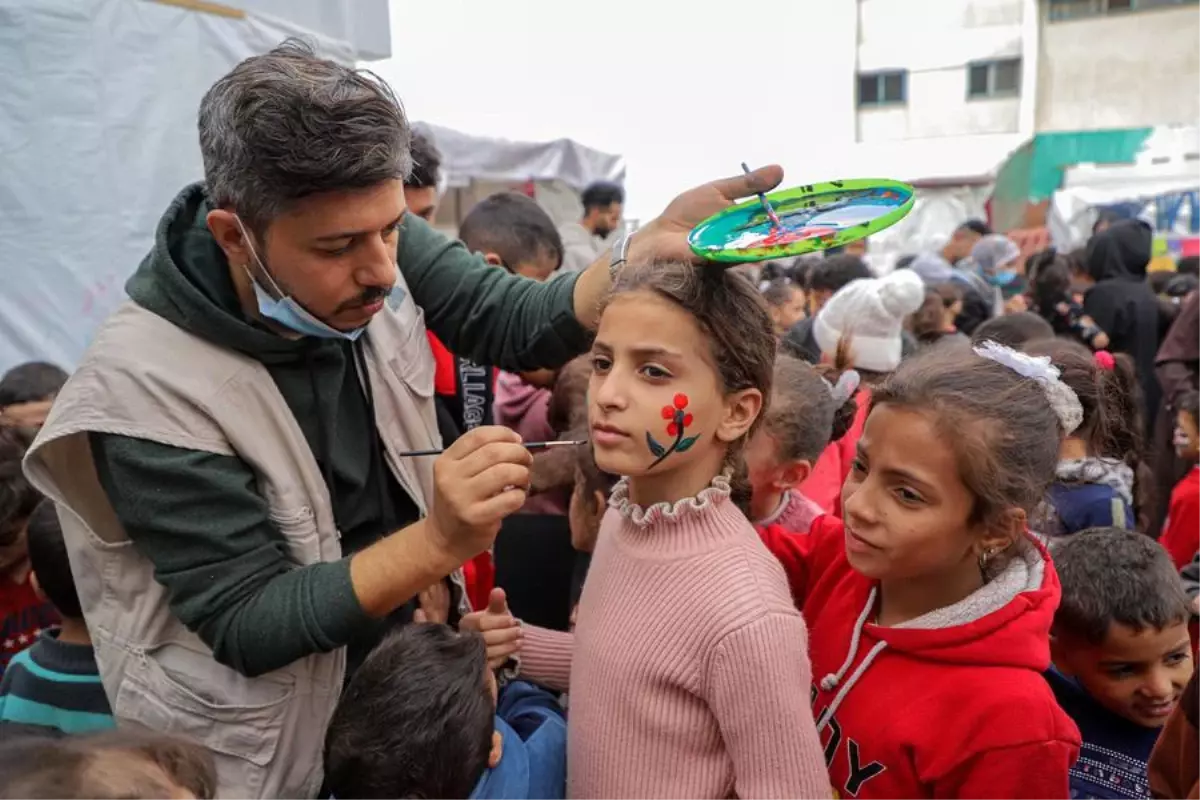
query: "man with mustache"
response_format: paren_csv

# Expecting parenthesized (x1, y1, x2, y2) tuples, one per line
(22, 40, 783, 799)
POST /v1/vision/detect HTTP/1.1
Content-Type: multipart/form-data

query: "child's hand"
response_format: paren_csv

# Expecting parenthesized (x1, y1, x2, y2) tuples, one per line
(414, 580, 451, 625)
(460, 588, 523, 668)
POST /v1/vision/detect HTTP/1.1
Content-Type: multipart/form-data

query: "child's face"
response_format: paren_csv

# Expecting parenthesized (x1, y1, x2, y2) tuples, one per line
(1174, 410, 1199, 460)
(841, 405, 1001, 581)
(589, 291, 761, 497)
(1055, 622, 1193, 728)
(769, 288, 807, 335)
(568, 473, 606, 553)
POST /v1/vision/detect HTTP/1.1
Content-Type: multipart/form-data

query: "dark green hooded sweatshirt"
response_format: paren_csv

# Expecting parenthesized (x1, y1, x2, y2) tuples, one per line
(90, 183, 589, 678)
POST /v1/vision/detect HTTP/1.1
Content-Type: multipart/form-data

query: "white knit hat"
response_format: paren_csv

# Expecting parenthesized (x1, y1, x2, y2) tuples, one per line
(812, 270, 926, 372)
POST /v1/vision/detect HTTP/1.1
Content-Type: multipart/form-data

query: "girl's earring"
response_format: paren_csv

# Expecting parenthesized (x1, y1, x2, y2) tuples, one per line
(977, 547, 998, 573)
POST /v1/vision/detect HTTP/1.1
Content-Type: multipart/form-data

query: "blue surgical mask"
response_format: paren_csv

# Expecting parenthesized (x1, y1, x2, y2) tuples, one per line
(235, 217, 366, 341)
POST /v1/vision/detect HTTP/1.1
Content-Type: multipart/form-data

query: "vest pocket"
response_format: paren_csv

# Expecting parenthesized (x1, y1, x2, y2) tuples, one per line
(268, 506, 323, 564)
(114, 644, 294, 772)
(388, 306, 436, 399)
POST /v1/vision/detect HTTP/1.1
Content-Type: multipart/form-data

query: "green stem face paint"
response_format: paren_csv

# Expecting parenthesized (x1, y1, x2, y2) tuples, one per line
(646, 393, 699, 469)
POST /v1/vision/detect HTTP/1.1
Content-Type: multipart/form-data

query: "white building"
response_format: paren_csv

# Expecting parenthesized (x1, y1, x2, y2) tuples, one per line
(854, 0, 1035, 143)
(1036, 0, 1200, 132)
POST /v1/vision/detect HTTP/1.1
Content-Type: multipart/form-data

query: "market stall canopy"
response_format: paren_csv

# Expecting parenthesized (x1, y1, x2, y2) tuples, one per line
(414, 122, 625, 192)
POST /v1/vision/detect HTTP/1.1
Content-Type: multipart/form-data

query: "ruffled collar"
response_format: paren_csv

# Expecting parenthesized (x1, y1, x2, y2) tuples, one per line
(609, 473, 732, 529)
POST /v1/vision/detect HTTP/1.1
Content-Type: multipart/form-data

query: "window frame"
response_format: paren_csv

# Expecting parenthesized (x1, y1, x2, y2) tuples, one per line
(1048, 0, 1198, 22)
(965, 58, 1022, 100)
(856, 70, 908, 109)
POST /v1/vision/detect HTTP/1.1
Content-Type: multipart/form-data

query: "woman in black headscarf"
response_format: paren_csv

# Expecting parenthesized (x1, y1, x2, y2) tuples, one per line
(1083, 219, 1162, 433)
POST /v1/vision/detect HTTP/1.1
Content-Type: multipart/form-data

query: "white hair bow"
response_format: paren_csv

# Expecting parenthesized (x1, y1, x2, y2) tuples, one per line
(973, 340, 1083, 435)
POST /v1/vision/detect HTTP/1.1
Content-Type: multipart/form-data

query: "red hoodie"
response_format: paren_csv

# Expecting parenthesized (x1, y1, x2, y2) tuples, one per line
(1161, 466, 1199, 571)
(760, 517, 1081, 798)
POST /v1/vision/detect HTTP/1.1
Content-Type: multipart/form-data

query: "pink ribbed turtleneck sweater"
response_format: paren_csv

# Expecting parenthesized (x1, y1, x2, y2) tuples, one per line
(520, 476, 830, 799)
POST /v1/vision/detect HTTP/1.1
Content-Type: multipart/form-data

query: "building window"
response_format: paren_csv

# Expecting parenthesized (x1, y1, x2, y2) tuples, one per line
(1049, 0, 1198, 22)
(967, 58, 1021, 99)
(857, 71, 907, 108)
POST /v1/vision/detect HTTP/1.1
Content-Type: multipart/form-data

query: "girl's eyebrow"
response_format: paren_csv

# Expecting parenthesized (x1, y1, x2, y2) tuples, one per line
(627, 345, 683, 360)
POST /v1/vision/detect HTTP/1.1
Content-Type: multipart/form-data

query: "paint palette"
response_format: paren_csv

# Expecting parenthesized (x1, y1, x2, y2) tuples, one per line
(688, 178, 915, 263)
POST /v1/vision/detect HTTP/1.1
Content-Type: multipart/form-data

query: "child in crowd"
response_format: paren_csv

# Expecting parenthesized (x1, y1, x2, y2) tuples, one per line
(760, 340, 1082, 797)
(1028, 248, 1111, 351)
(0, 361, 68, 447)
(324, 623, 567, 799)
(969, 310, 1055, 349)
(566, 438, 618, 615)
(908, 285, 966, 349)
(0, 500, 112, 733)
(1048, 528, 1194, 799)
(798, 269, 926, 515)
(466, 261, 829, 797)
(782, 253, 873, 359)
(1025, 340, 1149, 536)
(760, 277, 807, 337)
(1161, 390, 1200, 570)
(0, 430, 58, 674)
(745, 353, 858, 533)
(428, 192, 564, 445)
(0, 727, 217, 799)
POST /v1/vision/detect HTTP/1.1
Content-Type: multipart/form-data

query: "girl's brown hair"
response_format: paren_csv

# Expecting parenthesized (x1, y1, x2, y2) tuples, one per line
(871, 341, 1062, 526)
(766, 353, 857, 464)
(1022, 338, 1152, 531)
(909, 285, 963, 344)
(607, 262, 777, 514)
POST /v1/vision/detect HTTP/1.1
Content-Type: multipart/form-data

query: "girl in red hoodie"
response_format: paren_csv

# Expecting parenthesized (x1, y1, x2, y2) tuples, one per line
(761, 340, 1083, 798)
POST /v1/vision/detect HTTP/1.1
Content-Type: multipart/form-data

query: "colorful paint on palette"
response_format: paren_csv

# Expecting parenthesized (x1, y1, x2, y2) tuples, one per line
(646, 393, 699, 469)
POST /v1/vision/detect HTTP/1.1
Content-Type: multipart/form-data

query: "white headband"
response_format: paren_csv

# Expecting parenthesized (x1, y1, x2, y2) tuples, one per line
(973, 340, 1083, 435)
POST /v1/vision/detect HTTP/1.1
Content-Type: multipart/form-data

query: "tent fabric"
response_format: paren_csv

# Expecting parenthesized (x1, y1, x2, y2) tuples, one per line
(414, 121, 625, 193)
(0, 0, 354, 372)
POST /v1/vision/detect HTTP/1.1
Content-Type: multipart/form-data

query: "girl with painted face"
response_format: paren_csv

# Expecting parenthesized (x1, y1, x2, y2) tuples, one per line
(463, 262, 829, 798)
(760, 340, 1084, 798)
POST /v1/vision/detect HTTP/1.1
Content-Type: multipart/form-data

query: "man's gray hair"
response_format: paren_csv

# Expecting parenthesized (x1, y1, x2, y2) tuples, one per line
(198, 38, 412, 230)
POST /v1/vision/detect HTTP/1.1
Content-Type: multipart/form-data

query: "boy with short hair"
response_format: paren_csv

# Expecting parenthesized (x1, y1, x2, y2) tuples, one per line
(324, 623, 566, 799)
(1161, 390, 1199, 570)
(0, 500, 113, 733)
(1049, 528, 1195, 799)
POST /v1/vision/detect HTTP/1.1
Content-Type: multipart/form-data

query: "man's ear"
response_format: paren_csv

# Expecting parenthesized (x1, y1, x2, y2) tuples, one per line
(483, 252, 506, 269)
(716, 388, 763, 444)
(206, 209, 252, 269)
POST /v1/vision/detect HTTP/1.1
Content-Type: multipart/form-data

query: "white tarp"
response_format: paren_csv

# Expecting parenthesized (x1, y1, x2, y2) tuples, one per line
(0, 0, 354, 372)
(1050, 125, 1200, 248)
(414, 121, 625, 193)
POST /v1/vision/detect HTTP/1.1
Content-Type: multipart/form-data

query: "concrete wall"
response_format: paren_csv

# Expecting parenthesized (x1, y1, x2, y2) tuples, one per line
(855, 0, 1027, 142)
(1035, 5, 1200, 132)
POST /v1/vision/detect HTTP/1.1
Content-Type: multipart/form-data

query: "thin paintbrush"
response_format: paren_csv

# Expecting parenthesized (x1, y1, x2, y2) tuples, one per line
(397, 439, 587, 458)
(741, 161, 783, 230)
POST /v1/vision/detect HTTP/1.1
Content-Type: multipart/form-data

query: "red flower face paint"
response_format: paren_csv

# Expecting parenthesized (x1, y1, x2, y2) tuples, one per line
(647, 394, 699, 468)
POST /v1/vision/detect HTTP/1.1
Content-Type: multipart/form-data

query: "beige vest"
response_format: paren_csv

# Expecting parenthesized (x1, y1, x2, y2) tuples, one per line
(24, 280, 456, 798)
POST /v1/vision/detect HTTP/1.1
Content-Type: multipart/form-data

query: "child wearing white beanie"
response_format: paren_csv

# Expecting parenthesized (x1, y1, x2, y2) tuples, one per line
(812, 270, 926, 372)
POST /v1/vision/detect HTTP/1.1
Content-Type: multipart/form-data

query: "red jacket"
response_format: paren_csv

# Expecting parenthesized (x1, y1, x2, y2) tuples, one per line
(799, 388, 870, 516)
(1161, 466, 1199, 571)
(759, 517, 1080, 798)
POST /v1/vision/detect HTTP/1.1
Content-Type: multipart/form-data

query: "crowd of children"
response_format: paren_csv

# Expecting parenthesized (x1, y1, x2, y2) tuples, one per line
(0, 202, 1197, 800)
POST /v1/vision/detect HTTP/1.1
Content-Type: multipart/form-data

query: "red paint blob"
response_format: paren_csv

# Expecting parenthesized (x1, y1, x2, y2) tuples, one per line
(661, 405, 675, 420)
(673, 393, 689, 409)
(667, 422, 679, 437)
(683, 413, 694, 427)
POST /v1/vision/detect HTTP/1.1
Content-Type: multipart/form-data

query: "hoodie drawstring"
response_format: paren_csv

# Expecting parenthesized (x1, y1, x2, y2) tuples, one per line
(816, 586, 888, 733)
